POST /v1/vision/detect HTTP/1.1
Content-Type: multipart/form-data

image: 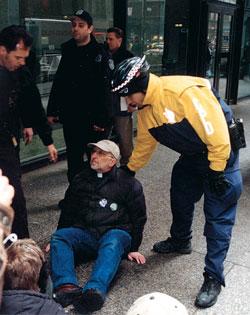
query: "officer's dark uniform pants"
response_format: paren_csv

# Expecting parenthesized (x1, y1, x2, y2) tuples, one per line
(170, 152, 242, 286)
(0, 146, 29, 238)
(63, 123, 111, 182)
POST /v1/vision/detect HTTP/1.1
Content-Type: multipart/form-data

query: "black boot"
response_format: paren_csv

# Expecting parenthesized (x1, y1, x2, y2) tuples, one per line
(195, 273, 221, 308)
(53, 284, 82, 307)
(153, 237, 192, 254)
(73, 288, 105, 313)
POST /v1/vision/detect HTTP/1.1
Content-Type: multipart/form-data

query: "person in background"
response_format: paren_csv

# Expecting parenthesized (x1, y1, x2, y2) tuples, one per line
(1, 239, 66, 315)
(50, 140, 146, 313)
(106, 27, 134, 165)
(111, 56, 242, 308)
(47, 9, 113, 182)
(0, 25, 32, 238)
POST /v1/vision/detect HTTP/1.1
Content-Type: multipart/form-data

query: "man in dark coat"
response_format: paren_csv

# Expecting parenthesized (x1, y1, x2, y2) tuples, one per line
(47, 9, 113, 182)
(0, 25, 32, 238)
(106, 27, 134, 165)
(50, 140, 147, 313)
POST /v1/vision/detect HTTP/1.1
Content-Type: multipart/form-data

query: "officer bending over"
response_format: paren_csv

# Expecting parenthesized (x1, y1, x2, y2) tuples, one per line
(111, 56, 243, 308)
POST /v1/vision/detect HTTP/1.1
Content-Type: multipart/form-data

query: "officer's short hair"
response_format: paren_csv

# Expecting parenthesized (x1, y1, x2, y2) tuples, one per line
(107, 27, 124, 39)
(0, 25, 33, 52)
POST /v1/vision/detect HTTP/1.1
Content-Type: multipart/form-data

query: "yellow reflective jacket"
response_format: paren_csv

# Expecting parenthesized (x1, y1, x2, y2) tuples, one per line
(128, 73, 231, 172)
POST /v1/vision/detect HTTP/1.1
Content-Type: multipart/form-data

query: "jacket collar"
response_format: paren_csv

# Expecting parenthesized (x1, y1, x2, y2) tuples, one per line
(143, 73, 161, 107)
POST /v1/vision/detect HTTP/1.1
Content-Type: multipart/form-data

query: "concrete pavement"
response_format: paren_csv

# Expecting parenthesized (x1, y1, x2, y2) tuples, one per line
(23, 98, 250, 315)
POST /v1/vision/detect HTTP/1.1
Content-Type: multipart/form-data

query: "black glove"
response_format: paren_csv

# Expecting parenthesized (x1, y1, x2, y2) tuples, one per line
(207, 169, 230, 196)
(120, 165, 136, 177)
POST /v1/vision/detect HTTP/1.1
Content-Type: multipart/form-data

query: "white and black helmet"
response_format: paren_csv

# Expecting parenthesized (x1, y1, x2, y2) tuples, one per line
(111, 56, 150, 96)
(126, 292, 188, 315)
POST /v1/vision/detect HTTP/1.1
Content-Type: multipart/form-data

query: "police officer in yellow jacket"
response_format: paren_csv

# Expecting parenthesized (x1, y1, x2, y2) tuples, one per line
(111, 56, 243, 309)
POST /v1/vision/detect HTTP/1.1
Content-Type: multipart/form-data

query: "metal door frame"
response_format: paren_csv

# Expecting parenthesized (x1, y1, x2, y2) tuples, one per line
(207, 3, 235, 102)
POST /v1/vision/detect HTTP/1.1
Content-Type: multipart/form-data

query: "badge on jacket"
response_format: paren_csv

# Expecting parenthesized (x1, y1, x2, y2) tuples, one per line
(110, 203, 118, 211)
(108, 59, 115, 70)
(99, 199, 107, 207)
(95, 54, 102, 63)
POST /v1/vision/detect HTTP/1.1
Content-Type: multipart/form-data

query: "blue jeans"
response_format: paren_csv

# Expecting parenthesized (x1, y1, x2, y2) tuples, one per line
(50, 227, 131, 296)
(170, 153, 242, 285)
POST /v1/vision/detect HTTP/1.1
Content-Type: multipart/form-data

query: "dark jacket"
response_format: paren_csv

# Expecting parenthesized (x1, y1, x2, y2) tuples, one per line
(111, 47, 134, 117)
(0, 65, 20, 147)
(47, 35, 113, 127)
(58, 165, 147, 252)
(16, 66, 53, 146)
(0, 290, 66, 315)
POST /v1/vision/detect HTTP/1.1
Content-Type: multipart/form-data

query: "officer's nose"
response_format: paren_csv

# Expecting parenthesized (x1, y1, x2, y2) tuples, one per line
(19, 58, 26, 66)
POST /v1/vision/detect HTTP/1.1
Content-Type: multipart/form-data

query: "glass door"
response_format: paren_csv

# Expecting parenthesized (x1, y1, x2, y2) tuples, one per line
(206, 5, 234, 101)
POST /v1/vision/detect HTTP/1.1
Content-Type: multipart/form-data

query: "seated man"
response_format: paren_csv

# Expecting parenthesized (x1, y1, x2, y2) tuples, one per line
(50, 140, 147, 313)
(1, 238, 66, 315)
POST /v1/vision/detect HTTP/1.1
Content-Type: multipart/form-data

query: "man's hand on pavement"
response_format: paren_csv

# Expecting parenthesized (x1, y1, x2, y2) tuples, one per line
(127, 252, 146, 264)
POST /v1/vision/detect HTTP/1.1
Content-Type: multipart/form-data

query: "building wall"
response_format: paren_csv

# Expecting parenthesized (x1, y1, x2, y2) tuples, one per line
(0, 0, 249, 164)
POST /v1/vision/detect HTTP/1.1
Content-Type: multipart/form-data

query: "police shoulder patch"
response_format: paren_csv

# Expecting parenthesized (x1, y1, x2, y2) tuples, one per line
(95, 54, 102, 63)
(108, 59, 115, 70)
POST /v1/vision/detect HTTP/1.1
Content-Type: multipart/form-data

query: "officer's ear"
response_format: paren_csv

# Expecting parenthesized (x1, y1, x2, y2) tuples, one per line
(88, 25, 94, 34)
(0, 46, 7, 58)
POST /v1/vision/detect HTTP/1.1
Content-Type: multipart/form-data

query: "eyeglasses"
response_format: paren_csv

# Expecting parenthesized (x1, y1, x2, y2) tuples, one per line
(91, 148, 115, 159)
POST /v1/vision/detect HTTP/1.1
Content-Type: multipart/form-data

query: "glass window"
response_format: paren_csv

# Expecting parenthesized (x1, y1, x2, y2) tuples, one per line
(162, 0, 189, 75)
(219, 0, 236, 4)
(16, 1, 114, 163)
(238, 15, 250, 98)
(0, 0, 20, 30)
(127, 0, 165, 74)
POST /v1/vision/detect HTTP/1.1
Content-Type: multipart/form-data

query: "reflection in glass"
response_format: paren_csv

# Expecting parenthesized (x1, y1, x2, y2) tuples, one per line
(206, 12, 233, 99)
(219, 0, 236, 3)
(238, 16, 250, 98)
(206, 12, 218, 80)
(127, 0, 165, 74)
(218, 14, 232, 98)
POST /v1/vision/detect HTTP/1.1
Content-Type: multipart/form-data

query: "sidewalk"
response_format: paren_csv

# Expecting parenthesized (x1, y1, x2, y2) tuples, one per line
(23, 98, 250, 315)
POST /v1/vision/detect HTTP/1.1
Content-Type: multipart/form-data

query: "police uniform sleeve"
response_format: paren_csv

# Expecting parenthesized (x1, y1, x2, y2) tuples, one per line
(46, 54, 66, 118)
(180, 85, 230, 171)
(128, 107, 158, 172)
(126, 178, 147, 252)
(18, 68, 53, 146)
(90, 45, 113, 128)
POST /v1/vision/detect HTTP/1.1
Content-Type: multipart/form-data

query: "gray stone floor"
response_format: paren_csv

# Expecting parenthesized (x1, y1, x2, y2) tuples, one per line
(23, 98, 250, 315)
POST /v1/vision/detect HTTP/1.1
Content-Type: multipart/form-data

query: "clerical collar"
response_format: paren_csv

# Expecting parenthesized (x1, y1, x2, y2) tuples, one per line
(97, 172, 103, 178)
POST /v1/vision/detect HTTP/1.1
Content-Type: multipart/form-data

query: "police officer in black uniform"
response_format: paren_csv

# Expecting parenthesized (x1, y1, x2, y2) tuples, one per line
(47, 9, 113, 182)
(0, 25, 33, 238)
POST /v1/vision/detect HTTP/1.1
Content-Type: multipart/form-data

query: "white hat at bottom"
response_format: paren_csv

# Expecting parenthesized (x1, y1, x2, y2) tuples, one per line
(126, 292, 188, 315)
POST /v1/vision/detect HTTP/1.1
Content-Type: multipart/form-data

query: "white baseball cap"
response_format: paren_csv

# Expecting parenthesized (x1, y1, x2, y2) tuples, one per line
(126, 292, 188, 315)
(88, 140, 120, 160)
